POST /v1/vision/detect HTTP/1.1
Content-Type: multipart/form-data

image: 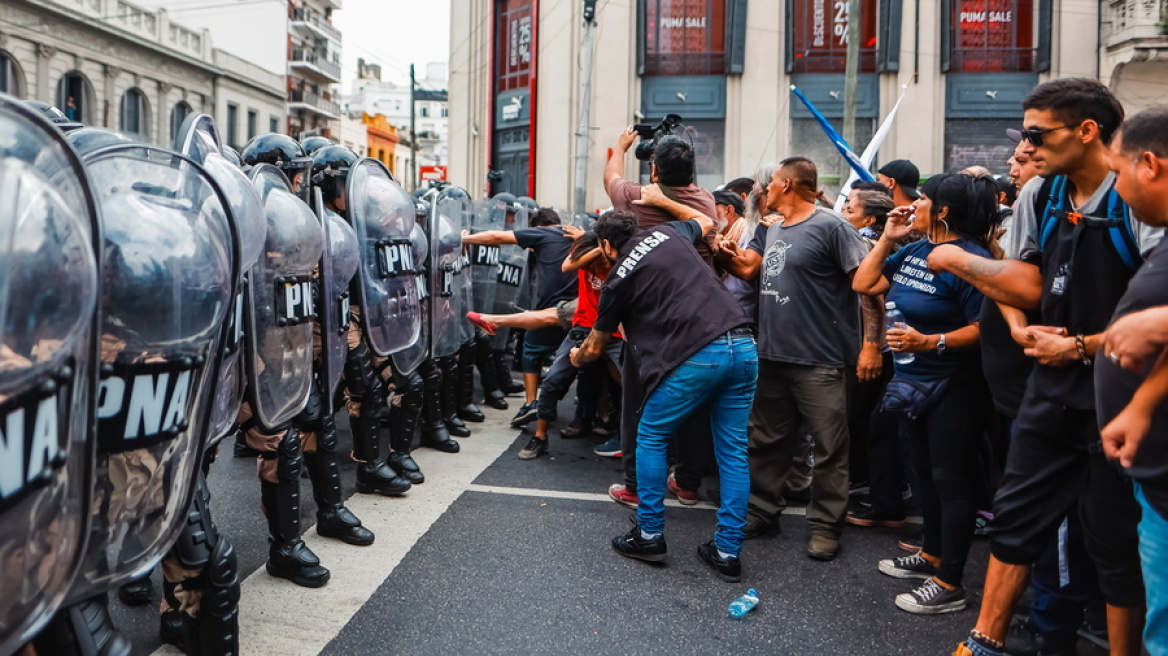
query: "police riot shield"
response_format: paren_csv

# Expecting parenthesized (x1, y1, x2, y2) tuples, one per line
(67, 143, 235, 604)
(390, 221, 431, 376)
(347, 158, 421, 357)
(0, 95, 101, 654)
(429, 187, 471, 358)
(491, 210, 530, 350)
(467, 198, 515, 319)
(175, 113, 266, 444)
(245, 164, 322, 430)
(314, 189, 360, 415)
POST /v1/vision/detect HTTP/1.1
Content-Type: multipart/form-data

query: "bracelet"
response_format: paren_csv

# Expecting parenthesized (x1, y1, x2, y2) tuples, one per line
(969, 630, 1004, 651)
(1074, 334, 1092, 366)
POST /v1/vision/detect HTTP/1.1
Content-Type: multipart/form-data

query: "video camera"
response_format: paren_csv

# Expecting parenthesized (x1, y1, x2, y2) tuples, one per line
(632, 113, 684, 161)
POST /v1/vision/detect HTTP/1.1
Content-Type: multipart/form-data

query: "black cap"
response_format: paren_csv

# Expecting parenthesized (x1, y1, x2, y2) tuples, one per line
(877, 159, 920, 199)
(1005, 128, 1023, 144)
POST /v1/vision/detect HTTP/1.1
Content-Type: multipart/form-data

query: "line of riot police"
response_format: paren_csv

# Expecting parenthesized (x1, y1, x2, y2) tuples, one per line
(0, 95, 524, 656)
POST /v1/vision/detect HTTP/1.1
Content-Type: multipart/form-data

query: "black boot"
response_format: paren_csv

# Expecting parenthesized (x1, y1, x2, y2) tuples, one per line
(387, 370, 425, 484)
(261, 428, 330, 588)
(495, 348, 525, 396)
(305, 414, 375, 545)
(419, 359, 460, 452)
(350, 413, 411, 496)
(456, 341, 486, 422)
(476, 333, 508, 409)
(33, 595, 132, 656)
(437, 356, 471, 437)
(117, 570, 152, 606)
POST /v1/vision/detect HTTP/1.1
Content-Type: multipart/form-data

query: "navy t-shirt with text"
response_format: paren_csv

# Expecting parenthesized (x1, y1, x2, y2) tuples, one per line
(883, 239, 988, 380)
(513, 227, 578, 309)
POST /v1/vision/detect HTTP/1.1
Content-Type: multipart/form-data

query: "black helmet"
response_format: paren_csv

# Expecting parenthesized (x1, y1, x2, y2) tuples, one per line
(300, 135, 334, 157)
(22, 99, 84, 132)
(491, 192, 518, 207)
(240, 133, 312, 199)
(65, 127, 134, 156)
(516, 196, 539, 212)
(311, 145, 358, 207)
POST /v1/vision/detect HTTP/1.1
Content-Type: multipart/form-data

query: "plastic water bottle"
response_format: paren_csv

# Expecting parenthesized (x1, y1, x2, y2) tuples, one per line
(885, 301, 915, 366)
(728, 589, 759, 618)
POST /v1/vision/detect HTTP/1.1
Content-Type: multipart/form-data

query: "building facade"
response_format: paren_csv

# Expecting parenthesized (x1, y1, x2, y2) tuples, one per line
(345, 59, 449, 187)
(450, 0, 1114, 208)
(287, 0, 343, 140)
(0, 0, 284, 150)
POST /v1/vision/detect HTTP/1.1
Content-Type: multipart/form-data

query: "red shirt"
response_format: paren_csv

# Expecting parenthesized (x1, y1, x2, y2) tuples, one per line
(573, 269, 622, 339)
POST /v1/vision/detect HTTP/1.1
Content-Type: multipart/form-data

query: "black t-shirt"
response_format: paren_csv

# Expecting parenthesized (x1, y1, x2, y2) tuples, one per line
(978, 298, 1036, 417)
(1096, 238, 1168, 520)
(513, 227, 577, 309)
(595, 220, 750, 410)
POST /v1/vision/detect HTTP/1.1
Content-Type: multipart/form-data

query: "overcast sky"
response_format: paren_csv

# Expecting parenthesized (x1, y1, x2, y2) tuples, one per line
(333, 0, 452, 91)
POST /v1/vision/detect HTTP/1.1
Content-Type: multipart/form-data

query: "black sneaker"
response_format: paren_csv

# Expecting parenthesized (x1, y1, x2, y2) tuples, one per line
(697, 541, 741, 582)
(895, 578, 967, 614)
(611, 522, 667, 563)
(847, 506, 908, 528)
(518, 435, 547, 460)
(510, 401, 539, 428)
(878, 553, 937, 580)
(1004, 617, 1043, 656)
(898, 531, 924, 552)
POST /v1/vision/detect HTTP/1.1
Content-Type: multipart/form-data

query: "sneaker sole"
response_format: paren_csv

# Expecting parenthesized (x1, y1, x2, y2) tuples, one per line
(847, 516, 908, 528)
(594, 450, 622, 458)
(894, 593, 966, 615)
(877, 560, 935, 580)
(612, 543, 667, 563)
(897, 540, 923, 553)
(806, 548, 838, 561)
(517, 449, 546, 461)
(668, 486, 699, 506)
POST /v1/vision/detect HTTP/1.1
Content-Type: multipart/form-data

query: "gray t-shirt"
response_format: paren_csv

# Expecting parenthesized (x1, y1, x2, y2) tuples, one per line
(1002, 173, 1163, 262)
(747, 208, 869, 367)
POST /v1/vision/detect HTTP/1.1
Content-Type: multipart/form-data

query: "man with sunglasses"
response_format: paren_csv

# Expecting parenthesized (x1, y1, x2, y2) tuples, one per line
(927, 78, 1162, 656)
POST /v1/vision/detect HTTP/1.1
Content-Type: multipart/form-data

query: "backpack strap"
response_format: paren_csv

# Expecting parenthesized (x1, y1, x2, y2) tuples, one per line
(1105, 187, 1141, 270)
(1036, 175, 1062, 253)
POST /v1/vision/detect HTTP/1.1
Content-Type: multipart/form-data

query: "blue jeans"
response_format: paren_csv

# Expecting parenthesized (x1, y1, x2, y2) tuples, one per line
(635, 334, 758, 556)
(1135, 483, 1167, 655)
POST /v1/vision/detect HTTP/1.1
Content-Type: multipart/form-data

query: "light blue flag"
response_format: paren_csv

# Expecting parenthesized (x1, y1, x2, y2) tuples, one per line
(790, 85, 875, 184)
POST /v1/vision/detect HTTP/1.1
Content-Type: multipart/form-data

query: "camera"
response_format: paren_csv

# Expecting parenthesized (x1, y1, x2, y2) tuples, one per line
(632, 113, 683, 161)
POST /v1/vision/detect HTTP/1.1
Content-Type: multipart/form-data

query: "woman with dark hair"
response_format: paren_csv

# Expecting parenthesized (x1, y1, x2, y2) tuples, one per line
(843, 189, 896, 239)
(852, 173, 1001, 615)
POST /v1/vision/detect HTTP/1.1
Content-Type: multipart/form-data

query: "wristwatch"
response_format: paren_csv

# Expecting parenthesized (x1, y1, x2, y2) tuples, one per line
(936, 333, 947, 355)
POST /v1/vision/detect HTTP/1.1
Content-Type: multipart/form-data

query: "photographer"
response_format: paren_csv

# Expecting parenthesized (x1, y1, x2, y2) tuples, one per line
(570, 188, 756, 581)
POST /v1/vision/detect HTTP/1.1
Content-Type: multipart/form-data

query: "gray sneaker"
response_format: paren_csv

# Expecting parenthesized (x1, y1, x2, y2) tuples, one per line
(518, 435, 547, 460)
(895, 578, 967, 614)
(878, 553, 937, 580)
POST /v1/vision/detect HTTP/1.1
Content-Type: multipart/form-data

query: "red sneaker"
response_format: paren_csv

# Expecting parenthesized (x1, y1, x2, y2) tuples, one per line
(608, 483, 639, 509)
(466, 312, 497, 335)
(667, 472, 698, 506)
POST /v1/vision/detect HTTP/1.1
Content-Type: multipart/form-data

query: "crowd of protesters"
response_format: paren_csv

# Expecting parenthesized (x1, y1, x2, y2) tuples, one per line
(464, 77, 1168, 656)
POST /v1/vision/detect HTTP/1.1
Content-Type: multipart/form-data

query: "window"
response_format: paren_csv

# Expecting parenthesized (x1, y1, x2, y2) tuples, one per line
(0, 53, 19, 96)
(170, 102, 192, 142)
(270, 117, 279, 133)
(642, 0, 726, 76)
(226, 103, 239, 147)
(441, 106, 448, 118)
(788, 0, 879, 73)
(495, 0, 534, 93)
(57, 72, 90, 124)
(247, 109, 258, 140)
(420, 105, 430, 118)
(120, 88, 147, 138)
(947, 0, 1035, 72)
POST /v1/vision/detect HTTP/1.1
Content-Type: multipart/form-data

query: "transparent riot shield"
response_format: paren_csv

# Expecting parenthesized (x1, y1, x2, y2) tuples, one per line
(347, 158, 421, 357)
(467, 199, 504, 318)
(66, 144, 235, 604)
(175, 113, 266, 444)
(390, 221, 431, 376)
(428, 188, 471, 358)
(491, 205, 531, 350)
(245, 164, 322, 430)
(315, 189, 360, 415)
(0, 94, 101, 655)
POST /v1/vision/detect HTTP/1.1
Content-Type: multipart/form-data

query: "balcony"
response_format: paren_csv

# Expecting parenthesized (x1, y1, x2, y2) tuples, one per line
(291, 8, 341, 42)
(290, 47, 341, 83)
(288, 89, 341, 119)
(1103, 0, 1168, 60)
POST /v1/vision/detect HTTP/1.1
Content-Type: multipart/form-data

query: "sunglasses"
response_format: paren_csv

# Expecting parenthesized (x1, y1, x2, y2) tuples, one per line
(1012, 122, 1089, 147)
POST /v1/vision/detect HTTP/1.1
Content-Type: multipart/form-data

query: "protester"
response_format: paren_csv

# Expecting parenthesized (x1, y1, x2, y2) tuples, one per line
(877, 159, 922, 208)
(928, 78, 1160, 656)
(719, 157, 877, 561)
(853, 173, 1000, 614)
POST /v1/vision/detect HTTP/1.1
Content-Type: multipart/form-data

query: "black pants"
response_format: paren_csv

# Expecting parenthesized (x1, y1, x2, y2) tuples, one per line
(989, 390, 1145, 607)
(906, 371, 990, 586)
(846, 352, 893, 485)
(865, 404, 920, 518)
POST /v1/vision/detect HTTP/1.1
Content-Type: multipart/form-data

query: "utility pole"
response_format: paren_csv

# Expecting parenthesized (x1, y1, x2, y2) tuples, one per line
(572, 0, 598, 214)
(842, 0, 861, 184)
(410, 63, 418, 192)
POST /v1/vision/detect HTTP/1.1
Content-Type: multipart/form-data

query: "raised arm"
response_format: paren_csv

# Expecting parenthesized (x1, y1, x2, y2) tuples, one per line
(926, 246, 1043, 310)
(634, 183, 715, 237)
(460, 230, 519, 246)
(604, 126, 638, 191)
